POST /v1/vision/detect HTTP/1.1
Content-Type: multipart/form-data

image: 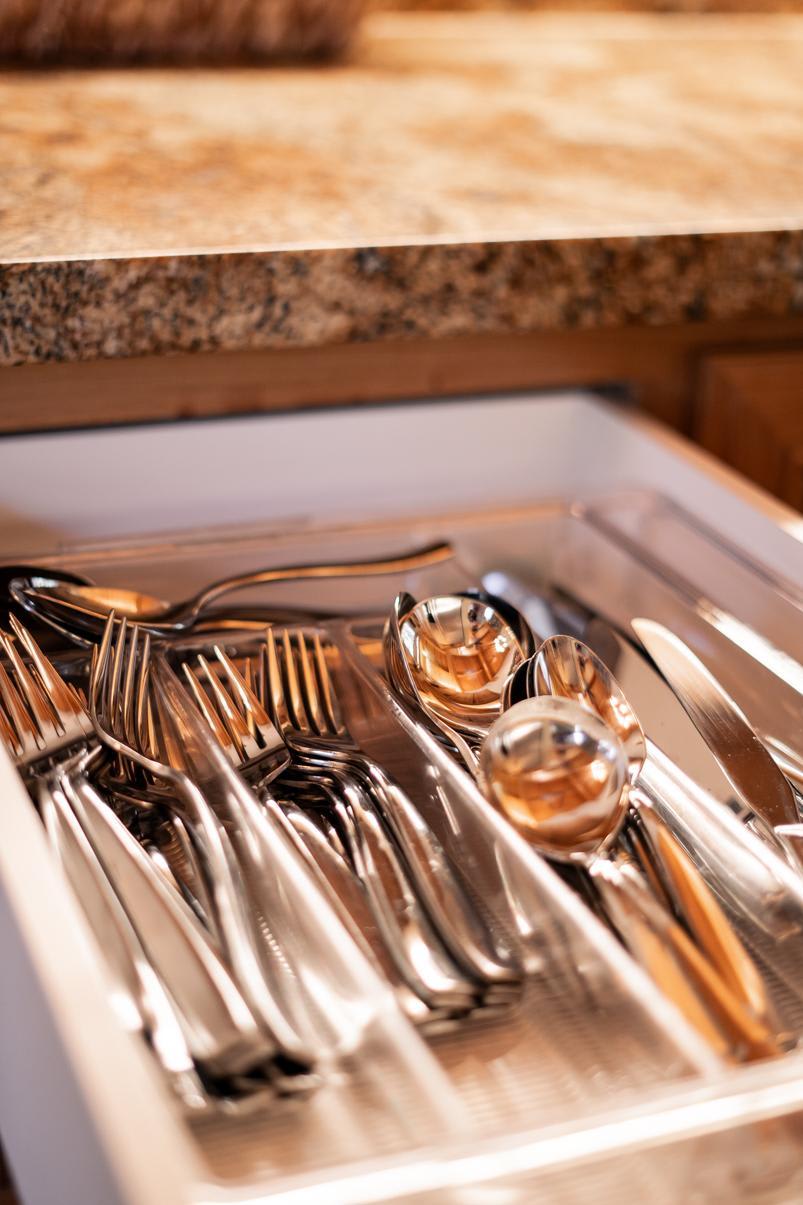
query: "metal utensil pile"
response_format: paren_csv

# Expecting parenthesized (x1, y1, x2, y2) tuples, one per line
(1, 546, 800, 1110)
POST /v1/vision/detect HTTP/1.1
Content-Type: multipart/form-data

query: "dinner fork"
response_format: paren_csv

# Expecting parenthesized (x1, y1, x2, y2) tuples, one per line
(0, 618, 289, 1093)
(187, 632, 522, 1013)
(183, 644, 480, 1018)
(89, 616, 322, 1081)
(264, 629, 522, 1005)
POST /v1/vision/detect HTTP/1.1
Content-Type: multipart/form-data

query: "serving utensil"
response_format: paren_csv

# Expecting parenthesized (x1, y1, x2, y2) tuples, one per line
(11, 543, 454, 646)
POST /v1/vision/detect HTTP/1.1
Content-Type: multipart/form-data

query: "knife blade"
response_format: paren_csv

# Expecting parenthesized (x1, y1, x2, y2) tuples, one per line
(632, 618, 800, 833)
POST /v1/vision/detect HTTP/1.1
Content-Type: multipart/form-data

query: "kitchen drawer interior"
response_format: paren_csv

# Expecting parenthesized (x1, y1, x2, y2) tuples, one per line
(6, 483, 803, 1202)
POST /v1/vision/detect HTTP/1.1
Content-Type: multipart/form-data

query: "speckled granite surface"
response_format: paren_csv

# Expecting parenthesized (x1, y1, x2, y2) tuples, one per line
(2, 12, 803, 366)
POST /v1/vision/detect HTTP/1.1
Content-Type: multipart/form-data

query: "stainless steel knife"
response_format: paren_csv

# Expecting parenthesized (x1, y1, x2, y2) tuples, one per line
(632, 617, 802, 839)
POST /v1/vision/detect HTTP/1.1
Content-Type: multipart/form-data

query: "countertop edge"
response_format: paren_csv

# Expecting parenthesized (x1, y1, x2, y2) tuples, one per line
(3, 228, 803, 367)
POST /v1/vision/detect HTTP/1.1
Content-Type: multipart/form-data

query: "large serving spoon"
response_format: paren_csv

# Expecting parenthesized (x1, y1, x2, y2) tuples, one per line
(480, 697, 781, 1062)
(10, 542, 455, 647)
(519, 634, 780, 1043)
(384, 589, 533, 774)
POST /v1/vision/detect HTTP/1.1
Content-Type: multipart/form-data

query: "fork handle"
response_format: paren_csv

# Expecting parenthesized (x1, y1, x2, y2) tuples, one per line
(358, 762, 520, 993)
(64, 772, 275, 1078)
(38, 776, 208, 1107)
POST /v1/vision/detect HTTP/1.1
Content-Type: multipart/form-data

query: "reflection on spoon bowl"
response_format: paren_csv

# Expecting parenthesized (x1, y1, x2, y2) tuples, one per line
(479, 696, 629, 860)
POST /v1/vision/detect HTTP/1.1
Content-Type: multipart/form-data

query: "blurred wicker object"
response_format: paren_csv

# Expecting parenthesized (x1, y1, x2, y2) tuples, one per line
(0, 0, 366, 63)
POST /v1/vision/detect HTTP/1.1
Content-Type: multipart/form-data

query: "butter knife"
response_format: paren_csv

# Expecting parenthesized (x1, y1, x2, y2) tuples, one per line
(632, 618, 803, 861)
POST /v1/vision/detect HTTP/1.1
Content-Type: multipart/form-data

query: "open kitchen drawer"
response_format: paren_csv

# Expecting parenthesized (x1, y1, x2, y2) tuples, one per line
(3, 392, 803, 1205)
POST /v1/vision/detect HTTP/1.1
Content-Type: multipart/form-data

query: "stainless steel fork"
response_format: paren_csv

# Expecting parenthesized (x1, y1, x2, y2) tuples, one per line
(89, 615, 322, 1083)
(265, 628, 522, 1008)
(186, 631, 521, 1015)
(0, 617, 288, 1096)
(183, 642, 482, 1018)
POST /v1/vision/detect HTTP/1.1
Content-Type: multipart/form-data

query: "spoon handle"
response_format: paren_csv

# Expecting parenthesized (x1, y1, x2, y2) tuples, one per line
(590, 856, 782, 1063)
(192, 542, 455, 620)
(632, 799, 777, 1032)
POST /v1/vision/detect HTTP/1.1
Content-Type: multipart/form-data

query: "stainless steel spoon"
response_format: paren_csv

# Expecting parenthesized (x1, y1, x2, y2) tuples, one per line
(480, 696, 781, 1061)
(384, 589, 533, 774)
(480, 696, 630, 859)
(522, 634, 782, 1048)
(10, 542, 454, 645)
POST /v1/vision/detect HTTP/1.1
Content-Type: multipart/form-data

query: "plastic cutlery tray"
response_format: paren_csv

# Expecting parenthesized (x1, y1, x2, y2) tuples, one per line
(3, 393, 803, 1205)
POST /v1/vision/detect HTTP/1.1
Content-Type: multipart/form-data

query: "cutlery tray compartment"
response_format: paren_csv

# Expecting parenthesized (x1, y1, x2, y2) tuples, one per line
(5, 395, 803, 1204)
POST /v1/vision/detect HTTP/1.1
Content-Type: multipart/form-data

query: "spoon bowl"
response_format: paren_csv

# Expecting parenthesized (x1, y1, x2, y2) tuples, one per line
(384, 588, 533, 774)
(533, 634, 648, 775)
(479, 697, 629, 860)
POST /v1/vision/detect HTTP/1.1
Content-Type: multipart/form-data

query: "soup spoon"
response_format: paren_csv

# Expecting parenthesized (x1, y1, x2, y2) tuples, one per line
(480, 697, 781, 1061)
(521, 634, 779, 1040)
(10, 543, 454, 647)
(383, 589, 533, 775)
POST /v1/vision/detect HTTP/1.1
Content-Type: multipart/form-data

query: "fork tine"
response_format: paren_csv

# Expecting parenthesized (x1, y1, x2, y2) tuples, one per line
(280, 629, 309, 734)
(108, 616, 128, 732)
(0, 629, 63, 740)
(0, 658, 35, 758)
(7, 616, 84, 727)
(310, 633, 346, 737)
(182, 662, 238, 762)
(197, 654, 249, 760)
(0, 695, 20, 758)
(135, 631, 151, 753)
(92, 613, 116, 722)
(121, 624, 139, 746)
(8, 615, 80, 722)
(293, 632, 326, 737)
(213, 645, 272, 737)
(262, 629, 291, 736)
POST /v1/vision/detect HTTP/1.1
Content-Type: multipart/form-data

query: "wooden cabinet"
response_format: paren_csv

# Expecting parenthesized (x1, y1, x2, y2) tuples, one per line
(695, 351, 803, 509)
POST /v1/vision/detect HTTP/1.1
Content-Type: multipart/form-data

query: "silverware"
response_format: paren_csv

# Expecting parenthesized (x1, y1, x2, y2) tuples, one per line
(36, 766, 208, 1111)
(61, 750, 278, 1082)
(185, 631, 492, 1018)
(529, 633, 779, 1039)
(384, 590, 533, 775)
(480, 697, 782, 1062)
(89, 616, 321, 1081)
(0, 615, 93, 764)
(0, 616, 289, 1094)
(11, 543, 455, 645)
(148, 640, 410, 1064)
(632, 618, 803, 867)
(266, 629, 519, 1002)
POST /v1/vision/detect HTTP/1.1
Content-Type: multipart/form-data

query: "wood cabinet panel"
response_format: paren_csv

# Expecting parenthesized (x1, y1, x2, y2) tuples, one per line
(695, 351, 803, 507)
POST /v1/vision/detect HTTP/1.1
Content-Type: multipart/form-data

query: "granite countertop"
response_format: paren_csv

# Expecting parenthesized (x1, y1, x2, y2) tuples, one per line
(2, 11, 803, 366)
